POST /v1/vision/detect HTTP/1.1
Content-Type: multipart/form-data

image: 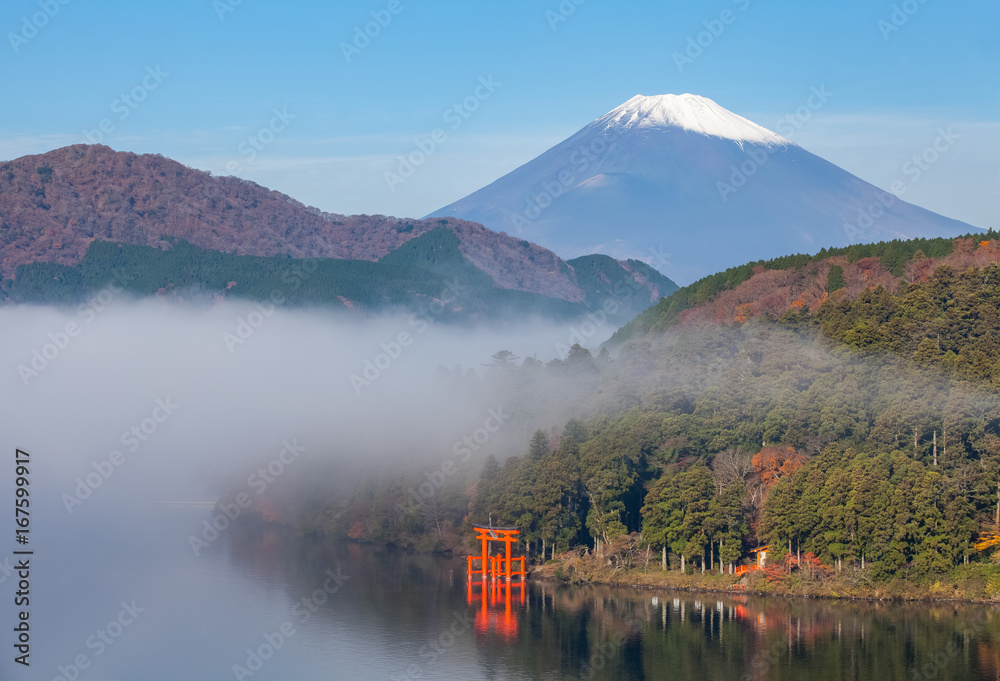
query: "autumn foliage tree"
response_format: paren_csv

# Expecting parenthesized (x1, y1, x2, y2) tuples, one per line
(753, 446, 807, 492)
(764, 551, 831, 583)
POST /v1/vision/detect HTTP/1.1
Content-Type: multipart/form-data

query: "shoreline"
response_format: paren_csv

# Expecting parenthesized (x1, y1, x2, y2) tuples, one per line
(532, 574, 997, 605)
(324, 535, 1000, 605)
(528, 556, 1000, 605)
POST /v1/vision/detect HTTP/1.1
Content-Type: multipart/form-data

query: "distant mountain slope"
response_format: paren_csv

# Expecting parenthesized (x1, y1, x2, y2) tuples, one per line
(566, 254, 676, 312)
(428, 93, 979, 284)
(0, 144, 676, 313)
(7, 228, 675, 325)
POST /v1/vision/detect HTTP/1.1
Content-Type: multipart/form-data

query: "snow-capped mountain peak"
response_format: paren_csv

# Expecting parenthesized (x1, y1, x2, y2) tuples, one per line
(598, 93, 790, 148)
(429, 93, 976, 284)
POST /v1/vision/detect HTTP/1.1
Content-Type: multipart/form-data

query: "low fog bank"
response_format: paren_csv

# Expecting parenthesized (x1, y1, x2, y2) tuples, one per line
(5, 292, 983, 542)
(0, 298, 621, 523)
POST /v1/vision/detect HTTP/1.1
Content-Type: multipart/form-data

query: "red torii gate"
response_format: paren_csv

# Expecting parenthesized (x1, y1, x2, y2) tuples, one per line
(467, 525, 526, 583)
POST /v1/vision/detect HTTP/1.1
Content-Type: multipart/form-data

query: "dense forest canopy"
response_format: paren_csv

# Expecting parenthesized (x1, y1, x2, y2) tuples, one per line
(192, 234, 1000, 589)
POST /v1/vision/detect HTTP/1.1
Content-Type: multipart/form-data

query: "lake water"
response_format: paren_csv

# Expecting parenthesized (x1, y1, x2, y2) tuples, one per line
(8, 505, 1000, 680)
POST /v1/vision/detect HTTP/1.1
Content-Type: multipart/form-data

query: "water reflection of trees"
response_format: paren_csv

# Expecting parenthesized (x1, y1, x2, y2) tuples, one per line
(536, 584, 1000, 681)
(225, 534, 1000, 681)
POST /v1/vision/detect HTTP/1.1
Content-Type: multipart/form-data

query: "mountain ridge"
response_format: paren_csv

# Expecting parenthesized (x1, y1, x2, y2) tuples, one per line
(0, 144, 676, 308)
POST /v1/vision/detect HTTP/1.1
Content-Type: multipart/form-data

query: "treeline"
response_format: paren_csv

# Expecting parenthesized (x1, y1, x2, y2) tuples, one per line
(468, 352, 998, 580)
(610, 232, 985, 346)
(758, 446, 978, 580)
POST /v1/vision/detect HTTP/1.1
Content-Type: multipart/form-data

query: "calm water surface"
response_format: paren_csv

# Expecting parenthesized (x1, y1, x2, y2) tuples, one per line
(13, 506, 1000, 680)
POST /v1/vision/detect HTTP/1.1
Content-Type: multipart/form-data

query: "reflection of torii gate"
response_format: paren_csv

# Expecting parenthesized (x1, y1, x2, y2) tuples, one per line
(467, 577, 525, 640)
(467, 525, 526, 583)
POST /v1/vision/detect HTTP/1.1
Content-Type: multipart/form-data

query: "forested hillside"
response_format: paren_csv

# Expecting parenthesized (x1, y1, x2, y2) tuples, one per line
(4, 229, 676, 323)
(297, 236, 1000, 593)
(610, 233, 994, 346)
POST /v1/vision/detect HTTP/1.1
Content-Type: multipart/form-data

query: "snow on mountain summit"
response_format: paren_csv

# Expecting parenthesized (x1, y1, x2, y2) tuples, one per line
(598, 93, 790, 148)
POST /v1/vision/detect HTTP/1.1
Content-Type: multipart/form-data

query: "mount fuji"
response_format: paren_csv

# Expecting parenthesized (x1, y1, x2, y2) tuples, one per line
(428, 94, 979, 284)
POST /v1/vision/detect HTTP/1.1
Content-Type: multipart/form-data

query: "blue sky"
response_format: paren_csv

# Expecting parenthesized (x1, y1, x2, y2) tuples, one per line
(1, 0, 997, 229)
